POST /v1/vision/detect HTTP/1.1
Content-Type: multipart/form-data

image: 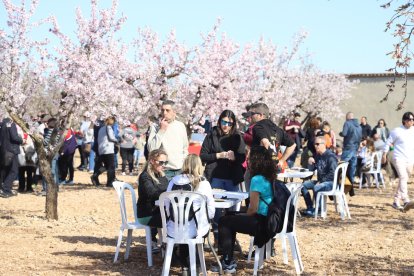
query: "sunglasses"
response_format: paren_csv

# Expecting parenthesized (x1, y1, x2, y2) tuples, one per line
(407, 118, 414, 121)
(315, 143, 325, 146)
(155, 160, 168, 166)
(250, 112, 261, 116)
(221, 119, 234, 127)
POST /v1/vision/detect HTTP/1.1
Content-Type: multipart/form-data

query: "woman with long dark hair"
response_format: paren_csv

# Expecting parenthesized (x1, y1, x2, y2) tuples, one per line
(200, 109, 246, 189)
(371, 119, 390, 142)
(212, 146, 277, 274)
(200, 109, 246, 244)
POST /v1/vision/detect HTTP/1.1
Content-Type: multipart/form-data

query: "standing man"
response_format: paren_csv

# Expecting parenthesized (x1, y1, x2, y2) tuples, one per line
(147, 100, 188, 180)
(0, 117, 24, 197)
(249, 103, 295, 169)
(360, 116, 372, 138)
(301, 136, 338, 216)
(91, 116, 118, 187)
(382, 112, 414, 212)
(339, 112, 362, 193)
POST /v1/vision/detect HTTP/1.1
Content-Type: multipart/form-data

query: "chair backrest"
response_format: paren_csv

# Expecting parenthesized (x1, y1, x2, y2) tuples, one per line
(370, 151, 382, 173)
(332, 162, 349, 193)
(113, 181, 139, 227)
(159, 191, 208, 242)
(279, 185, 302, 234)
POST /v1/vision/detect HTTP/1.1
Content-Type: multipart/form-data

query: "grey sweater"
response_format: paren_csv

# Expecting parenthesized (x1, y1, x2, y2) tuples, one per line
(120, 127, 138, 149)
(98, 125, 118, 155)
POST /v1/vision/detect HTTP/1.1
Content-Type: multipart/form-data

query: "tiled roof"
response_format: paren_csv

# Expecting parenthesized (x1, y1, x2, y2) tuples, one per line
(346, 73, 414, 78)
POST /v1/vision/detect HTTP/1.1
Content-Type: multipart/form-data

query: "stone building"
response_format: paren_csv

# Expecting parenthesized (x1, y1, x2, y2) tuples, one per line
(329, 73, 414, 137)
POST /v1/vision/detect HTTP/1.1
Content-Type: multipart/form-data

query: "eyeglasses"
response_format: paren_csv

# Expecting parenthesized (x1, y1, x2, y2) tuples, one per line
(155, 160, 168, 166)
(221, 119, 234, 127)
(315, 143, 325, 146)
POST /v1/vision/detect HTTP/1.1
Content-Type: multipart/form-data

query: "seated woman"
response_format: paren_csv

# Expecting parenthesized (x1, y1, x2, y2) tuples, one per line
(166, 154, 215, 273)
(213, 146, 276, 274)
(136, 149, 169, 252)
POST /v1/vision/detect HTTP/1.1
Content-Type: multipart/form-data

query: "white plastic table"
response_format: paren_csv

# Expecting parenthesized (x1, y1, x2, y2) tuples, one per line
(212, 190, 249, 209)
(277, 170, 314, 179)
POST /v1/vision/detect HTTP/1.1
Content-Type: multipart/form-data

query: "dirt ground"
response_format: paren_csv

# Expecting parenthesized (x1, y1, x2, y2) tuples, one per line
(1, 155, 413, 276)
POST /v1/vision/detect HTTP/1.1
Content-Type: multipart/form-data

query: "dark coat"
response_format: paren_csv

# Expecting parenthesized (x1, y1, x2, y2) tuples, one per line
(0, 118, 23, 155)
(200, 127, 246, 185)
(136, 171, 168, 218)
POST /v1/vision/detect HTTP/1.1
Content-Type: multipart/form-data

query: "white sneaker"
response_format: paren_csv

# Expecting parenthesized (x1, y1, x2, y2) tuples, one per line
(392, 202, 403, 211)
(129, 172, 134, 176)
(121, 172, 126, 176)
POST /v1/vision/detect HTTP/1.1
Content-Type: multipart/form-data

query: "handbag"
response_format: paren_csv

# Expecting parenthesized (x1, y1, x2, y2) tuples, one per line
(361, 161, 372, 172)
(83, 143, 92, 154)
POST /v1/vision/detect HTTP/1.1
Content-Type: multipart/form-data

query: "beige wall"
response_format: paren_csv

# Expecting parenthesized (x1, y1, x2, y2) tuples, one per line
(329, 75, 414, 138)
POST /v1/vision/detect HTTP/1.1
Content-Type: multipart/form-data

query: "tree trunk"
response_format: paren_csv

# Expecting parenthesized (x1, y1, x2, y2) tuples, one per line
(40, 159, 58, 220)
(9, 113, 66, 221)
(34, 139, 59, 220)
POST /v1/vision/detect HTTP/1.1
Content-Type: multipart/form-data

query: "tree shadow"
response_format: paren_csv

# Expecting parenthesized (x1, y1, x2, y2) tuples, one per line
(56, 235, 115, 246)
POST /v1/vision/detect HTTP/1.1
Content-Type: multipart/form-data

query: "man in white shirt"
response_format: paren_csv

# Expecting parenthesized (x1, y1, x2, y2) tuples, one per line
(382, 112, 414, 212)
(147, 100, 188, 180)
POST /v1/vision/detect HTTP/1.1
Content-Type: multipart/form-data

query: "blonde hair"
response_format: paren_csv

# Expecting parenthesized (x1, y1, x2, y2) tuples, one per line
(143, 149, 167, 184)
(182, 154, 205, 189)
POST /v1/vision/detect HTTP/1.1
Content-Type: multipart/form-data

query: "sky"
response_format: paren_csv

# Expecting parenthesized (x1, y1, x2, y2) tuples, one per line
(0, 0, 397, 74)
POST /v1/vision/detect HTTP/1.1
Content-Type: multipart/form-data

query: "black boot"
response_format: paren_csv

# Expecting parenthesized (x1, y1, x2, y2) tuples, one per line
(90, 174, 100, 186)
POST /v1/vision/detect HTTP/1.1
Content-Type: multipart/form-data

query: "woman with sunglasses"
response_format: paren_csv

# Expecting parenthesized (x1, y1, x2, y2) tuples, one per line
(200, 110, 246, 244)
(136, 149, 169, 252)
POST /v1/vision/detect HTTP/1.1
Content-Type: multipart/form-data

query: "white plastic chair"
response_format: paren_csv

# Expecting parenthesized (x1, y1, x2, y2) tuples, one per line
(159, 191, 209, 276)
(113, 181, 153, 266)
(359, 151, 385, 189)
(247, 185, 304, 275)
(315, 162, 351, 220)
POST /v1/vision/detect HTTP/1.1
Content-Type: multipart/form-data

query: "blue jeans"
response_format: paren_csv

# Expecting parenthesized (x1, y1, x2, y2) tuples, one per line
(341, 149, 357, 183)
(287, 149, 299, 168)
(134, 149, 142, 167)
(211, 178, 240, 237)
(114, 153, 118, 169)
(89, 150, 95, 172)
(301, 180, 333, 210)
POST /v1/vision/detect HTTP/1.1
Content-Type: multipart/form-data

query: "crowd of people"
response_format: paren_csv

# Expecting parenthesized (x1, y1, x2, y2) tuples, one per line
(0, 101, 413, 274)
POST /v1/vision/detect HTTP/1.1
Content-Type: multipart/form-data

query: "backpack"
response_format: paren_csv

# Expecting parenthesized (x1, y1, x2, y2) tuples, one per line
(259, 180, 294, 244)
(168, 182, 200, 226)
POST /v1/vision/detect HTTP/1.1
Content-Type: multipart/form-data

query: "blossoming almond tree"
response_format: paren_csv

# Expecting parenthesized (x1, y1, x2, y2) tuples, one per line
(130, 21, 353, 132)
(128, 27, 190, 126)
(0, 0, 66, 219)
(1, 0, 134, 219)
(382, 0, 413, 110)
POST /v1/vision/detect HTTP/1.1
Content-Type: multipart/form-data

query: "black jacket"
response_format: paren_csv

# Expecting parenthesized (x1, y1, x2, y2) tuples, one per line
(0, 118, 22, 155)
(200, 127, 246, 184)
(136, 171, 168, 218)
(252, 119, 294, 148)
